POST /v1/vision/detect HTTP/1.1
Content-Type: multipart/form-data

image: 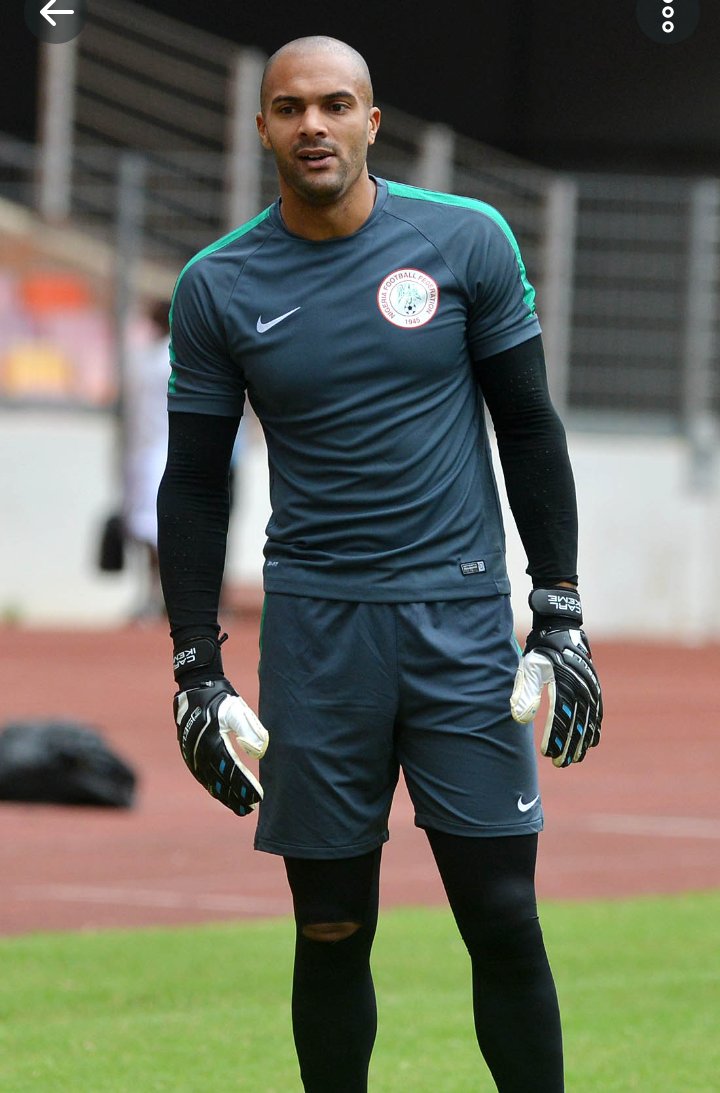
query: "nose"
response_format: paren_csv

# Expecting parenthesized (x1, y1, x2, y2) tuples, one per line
(298, 105, 328, 138)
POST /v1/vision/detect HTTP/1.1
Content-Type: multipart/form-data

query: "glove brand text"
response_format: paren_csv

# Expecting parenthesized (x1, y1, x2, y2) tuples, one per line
(173, 647, 197, 671)
(548, 594, 581, 614)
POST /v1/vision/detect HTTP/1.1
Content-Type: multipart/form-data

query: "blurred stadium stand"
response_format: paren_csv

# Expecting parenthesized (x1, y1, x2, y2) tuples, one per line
(1, 0, 719, 634)
(0, 0, 716, 431)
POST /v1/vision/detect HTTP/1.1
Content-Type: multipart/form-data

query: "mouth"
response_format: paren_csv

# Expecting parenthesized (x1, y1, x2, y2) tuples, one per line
(297, 148, 336, 169)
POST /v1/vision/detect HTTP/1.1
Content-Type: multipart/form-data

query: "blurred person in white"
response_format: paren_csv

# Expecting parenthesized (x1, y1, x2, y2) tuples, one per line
(122, 299, 173, 619)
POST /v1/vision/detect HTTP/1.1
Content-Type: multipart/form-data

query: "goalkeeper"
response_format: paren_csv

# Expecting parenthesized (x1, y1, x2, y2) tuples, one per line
(157, 34, 602, 1093)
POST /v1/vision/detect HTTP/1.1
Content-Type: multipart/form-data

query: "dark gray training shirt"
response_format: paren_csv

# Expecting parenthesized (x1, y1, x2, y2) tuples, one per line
(168, 177, 542, 602)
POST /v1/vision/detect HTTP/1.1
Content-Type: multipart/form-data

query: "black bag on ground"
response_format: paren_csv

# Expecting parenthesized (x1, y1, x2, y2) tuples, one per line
(0, 721, 137, 807)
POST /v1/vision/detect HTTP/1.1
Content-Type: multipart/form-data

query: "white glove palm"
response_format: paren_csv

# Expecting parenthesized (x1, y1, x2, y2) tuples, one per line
(511, 589, 603, 768)
(510, 648, 557, 725)
(217, 693, 269, 760)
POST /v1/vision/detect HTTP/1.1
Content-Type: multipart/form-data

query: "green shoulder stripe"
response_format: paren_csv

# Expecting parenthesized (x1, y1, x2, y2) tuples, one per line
(385, 180, 536, 316)
(168, 206, 272, 391)
(170, 206, 272, 320)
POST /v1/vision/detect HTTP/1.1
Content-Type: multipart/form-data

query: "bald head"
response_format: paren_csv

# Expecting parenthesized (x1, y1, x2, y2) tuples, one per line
(260, 36, 374, 113)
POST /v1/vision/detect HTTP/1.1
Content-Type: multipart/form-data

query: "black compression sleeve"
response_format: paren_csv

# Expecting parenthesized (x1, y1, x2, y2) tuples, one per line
(156, 411, 240, 643)
(473, 335, 578, 585)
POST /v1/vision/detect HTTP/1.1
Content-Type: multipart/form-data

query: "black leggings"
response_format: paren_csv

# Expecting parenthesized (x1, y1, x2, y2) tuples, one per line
(284, 832, 563, 1093)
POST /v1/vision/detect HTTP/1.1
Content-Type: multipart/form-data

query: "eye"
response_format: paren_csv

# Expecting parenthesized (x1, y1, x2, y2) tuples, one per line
(329, 102, 350, 113)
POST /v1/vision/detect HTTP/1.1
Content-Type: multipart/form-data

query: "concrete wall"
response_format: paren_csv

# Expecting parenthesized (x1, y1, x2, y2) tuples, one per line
(1, 409, 717, 640)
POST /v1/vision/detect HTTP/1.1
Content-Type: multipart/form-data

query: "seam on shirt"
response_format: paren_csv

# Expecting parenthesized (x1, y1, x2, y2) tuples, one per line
(384, 180, 536, 317)
(170, 206, 273, 320)
(168, 207, 275, 386)
(382, 205, 467, 298)
(219, 216, 290, 340)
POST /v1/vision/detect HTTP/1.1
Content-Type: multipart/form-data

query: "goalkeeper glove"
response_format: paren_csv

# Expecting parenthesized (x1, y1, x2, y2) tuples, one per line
(172, 635, 268, 815)
(510, 588, 603, 767)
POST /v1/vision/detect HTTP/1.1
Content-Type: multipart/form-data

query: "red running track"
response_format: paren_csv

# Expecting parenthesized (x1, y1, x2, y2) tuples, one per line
(2, 623, 718, 936)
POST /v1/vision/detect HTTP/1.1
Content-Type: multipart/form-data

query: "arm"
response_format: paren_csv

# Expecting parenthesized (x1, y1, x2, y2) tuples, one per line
(472, 333, 577, 587)
(157, 410, 268, 813)
(474, 334, 602, 766)
(157, 410, 238, 650)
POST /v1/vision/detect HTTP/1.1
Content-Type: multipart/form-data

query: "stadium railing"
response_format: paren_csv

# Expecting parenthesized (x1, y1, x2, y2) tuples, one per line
(0, 0, 717, 439)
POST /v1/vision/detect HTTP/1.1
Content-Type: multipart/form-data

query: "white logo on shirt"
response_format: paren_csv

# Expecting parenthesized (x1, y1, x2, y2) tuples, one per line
(256, 307, 302, 333)
(377, 269, 439, 328)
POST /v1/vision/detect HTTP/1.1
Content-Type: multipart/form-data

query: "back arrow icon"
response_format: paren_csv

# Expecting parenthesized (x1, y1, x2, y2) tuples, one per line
(40, 1, 75, 25)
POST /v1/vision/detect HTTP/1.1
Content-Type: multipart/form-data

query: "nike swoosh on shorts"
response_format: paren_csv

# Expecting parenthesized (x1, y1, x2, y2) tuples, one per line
(517, 794, 540, 812)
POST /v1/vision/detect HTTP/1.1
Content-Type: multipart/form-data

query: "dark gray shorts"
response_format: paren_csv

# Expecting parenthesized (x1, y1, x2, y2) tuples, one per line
(254, 593, 542, 859)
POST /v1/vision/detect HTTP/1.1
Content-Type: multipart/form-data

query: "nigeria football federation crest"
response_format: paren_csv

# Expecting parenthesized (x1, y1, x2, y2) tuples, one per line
(377, 268, 439, 328)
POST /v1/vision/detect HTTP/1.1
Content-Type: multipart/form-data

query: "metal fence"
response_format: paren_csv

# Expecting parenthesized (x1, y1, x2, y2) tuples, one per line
(2, 0, 718, 435)
(570, 174, 720, 428)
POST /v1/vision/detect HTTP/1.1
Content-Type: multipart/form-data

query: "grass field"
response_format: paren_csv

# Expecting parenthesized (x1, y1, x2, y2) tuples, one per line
(0, 892, 717, 1092)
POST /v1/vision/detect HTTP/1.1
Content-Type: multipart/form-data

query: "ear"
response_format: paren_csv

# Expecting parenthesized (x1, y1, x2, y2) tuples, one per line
(367, 106, 381, 147)
(256, 112, 272, 150)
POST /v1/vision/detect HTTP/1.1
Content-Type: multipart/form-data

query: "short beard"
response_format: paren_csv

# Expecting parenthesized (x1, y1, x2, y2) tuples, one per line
(277, 163, 351, 206)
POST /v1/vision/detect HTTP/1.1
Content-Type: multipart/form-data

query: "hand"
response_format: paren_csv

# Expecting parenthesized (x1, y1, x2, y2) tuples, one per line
(172, 635, 269, 815)
(510, 588, 603, 767)
(174, 679, 269, 815)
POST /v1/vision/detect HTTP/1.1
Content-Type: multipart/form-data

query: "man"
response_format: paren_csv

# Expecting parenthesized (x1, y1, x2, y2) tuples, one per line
(158, 35, 602, 1093)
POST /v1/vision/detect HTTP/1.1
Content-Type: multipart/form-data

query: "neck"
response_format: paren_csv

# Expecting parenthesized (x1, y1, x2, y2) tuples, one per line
(279, 174, 376, 240)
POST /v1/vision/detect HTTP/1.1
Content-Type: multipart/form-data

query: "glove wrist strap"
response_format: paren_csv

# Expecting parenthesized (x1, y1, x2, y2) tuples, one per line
(173, 633, 227, 688)
(529, 587, 583, 631)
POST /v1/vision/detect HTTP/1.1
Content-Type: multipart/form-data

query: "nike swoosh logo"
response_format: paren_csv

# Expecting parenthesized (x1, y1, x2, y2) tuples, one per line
(517, 794, 540, 813)
(256, 307, 301, 333)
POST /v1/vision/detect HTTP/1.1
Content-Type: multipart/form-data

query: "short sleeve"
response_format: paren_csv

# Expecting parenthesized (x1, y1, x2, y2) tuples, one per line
(467, 211, 541, 362)
(168, 260, 245, 417)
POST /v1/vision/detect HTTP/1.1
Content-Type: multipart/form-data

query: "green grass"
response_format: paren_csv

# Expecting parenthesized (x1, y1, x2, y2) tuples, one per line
(0, 892, 718, 1091)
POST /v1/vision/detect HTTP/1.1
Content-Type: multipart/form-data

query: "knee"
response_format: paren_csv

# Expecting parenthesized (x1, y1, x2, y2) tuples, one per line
(301, 920, 362, 943)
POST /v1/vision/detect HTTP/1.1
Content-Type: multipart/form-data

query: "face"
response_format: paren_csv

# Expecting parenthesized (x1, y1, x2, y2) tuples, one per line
(257, 50, 380, 210)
